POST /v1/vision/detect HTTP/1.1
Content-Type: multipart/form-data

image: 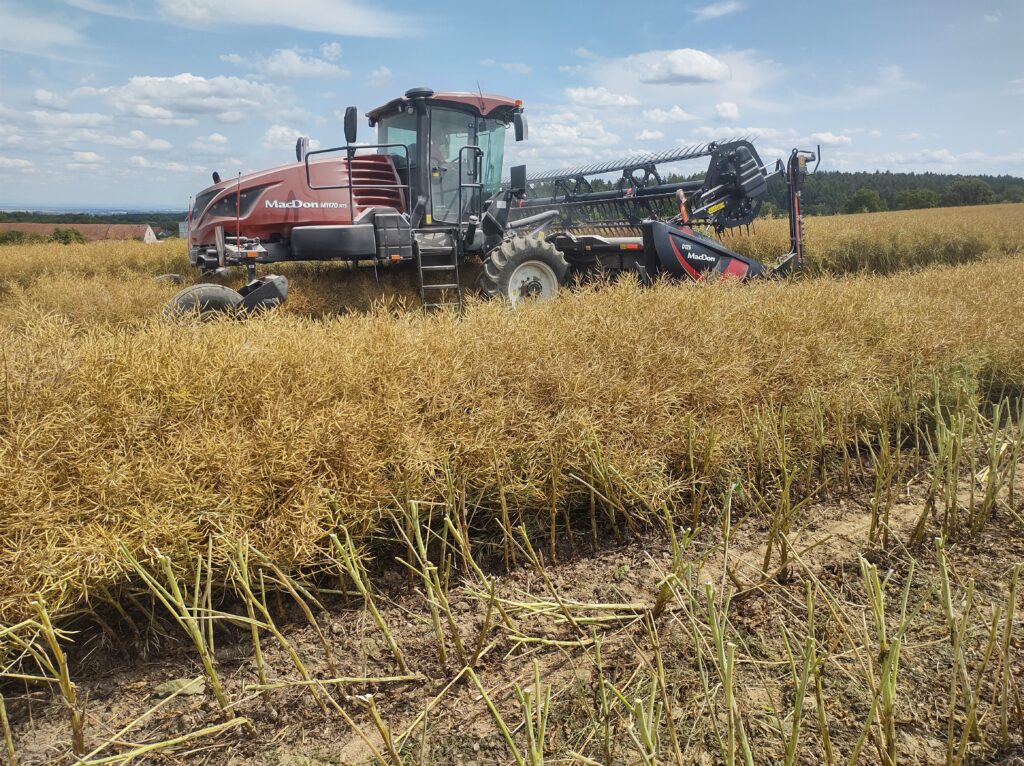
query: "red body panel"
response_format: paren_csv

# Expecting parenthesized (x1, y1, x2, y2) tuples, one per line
(189, 154, 403, 247)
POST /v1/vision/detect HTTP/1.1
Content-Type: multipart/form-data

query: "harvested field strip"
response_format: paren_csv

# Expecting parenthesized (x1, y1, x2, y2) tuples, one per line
(4, 449, 1022, 764)
(2, 255, 1024, 625)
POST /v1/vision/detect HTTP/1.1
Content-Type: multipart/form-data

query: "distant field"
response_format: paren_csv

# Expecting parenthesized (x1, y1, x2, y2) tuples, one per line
(1, 203, 1022, 765)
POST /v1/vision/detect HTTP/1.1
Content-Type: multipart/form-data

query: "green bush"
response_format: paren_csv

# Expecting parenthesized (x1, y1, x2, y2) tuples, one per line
(0, 230, 47, 246)
(941, 178, 994, 207)
(844, 188, 887, 214)
(894, 188, 939, 210)
(50, 228, 86, 245)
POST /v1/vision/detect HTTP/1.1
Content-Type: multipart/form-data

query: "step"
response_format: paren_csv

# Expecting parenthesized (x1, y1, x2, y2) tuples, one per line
(420, 264, 457, 272)
(422, 283, 460, 290)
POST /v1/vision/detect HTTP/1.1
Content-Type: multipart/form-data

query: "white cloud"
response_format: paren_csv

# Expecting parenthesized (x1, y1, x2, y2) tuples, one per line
(147, 0, 415, 37)
(527, 113, 620, 149)
(128, 130, 171, 150)
(983, 11, 1001, 22)
(0, 127, 23, 147)
(80, 129, 173, 150)
(134, 104, 196, 124)
(263, 125, 321, 151)
(64, 1, 144, 19)
(844, 128, 865, 134)
(320, 42, 342, 60)
(642, 105, 697, 123)
(128, 154, 205, 173)
(191, 132, 229, 152)
(810, 131, 852, 146)
(692, 125, 792, 143)
(715, 101, 739, 120)
(0, 8, 83, 57)
(508, 110, 623, 172)
(694, 1, 744, 21)
(72, 151, 104, 163)
(0, 106, 173, 152)
(629, 48, 730, 85)
(262, 48, 350, 78)
(868, 148, 1024, 170)
(0, 156, 34, 170)
(81, 73, 289, 124)
(558, 65, 584, 75)
(369, 66, 393, 88)
(33, 89, 65, 108)
(573, 47, 598, 59)
(636, 129, 665, 141)
(26, 110, 111, 128)
(577, 50, 781, 132)
(566, 87, 639, 107)
(222, 48, 350, 78)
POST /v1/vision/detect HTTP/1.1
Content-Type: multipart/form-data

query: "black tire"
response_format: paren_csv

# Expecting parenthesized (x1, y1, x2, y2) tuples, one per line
(476, 234, 569, 305)
(162, 283, 243, 321)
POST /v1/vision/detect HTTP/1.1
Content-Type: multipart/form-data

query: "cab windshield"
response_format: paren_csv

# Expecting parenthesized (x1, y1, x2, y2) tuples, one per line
(429, 107, 507, 223)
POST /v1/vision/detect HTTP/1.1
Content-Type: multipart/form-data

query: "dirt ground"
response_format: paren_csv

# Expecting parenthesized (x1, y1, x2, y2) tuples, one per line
(5, 465, 1023, 766)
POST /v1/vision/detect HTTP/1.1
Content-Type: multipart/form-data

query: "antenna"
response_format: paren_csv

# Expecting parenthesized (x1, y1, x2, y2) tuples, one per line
(476, 80, 485, 112)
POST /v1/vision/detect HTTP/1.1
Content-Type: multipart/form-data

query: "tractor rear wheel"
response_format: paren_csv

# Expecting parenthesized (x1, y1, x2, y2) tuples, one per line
(162, 283, 243, 321)
(477, 235, 568, 306)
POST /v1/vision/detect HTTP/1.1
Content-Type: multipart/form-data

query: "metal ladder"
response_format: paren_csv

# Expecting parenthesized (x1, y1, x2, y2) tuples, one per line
(416, 238, 463, 311)
(416, 144, 483, 312)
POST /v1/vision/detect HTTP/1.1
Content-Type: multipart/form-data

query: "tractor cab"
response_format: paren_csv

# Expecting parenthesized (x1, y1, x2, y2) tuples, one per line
(365, 88, 527, 228)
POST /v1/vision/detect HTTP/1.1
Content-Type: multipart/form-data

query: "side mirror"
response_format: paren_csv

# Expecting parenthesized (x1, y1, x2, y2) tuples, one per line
(344, 106, 358, 145)
(513, 112, 527, 142)
(510, 164, 527, 194)
(295, 136, 309, 162)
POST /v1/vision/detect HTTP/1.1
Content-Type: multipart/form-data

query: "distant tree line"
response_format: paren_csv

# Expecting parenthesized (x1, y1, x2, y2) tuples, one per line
(760, 171, 1023, 217)
(585, 168, 1022, 219)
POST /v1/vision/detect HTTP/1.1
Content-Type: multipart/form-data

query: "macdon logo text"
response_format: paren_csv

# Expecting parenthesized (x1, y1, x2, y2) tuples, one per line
(265, 200, 347, 209)
(686, 252, 717, 263)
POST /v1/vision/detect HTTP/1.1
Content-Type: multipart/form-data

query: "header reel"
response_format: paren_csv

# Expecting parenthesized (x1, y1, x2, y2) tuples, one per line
(508, 139, 779, 236)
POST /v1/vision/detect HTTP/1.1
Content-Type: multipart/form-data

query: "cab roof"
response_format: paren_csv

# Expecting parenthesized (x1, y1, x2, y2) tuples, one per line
(366, 89, 520, 124)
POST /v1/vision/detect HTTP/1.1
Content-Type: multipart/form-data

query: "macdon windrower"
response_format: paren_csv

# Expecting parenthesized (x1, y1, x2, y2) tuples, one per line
(167, 87, 819, 317)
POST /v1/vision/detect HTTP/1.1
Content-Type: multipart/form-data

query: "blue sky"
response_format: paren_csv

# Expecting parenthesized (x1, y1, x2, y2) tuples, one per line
(0, 0, 1021, 208)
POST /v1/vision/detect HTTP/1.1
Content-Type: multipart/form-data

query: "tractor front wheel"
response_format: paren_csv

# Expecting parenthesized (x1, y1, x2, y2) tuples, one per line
(477, 235, 568, 306)
(162, 283, 243, 321)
